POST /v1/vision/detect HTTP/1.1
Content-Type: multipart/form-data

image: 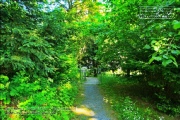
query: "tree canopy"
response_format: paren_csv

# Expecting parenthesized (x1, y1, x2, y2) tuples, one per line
(0, 0, 180, 119)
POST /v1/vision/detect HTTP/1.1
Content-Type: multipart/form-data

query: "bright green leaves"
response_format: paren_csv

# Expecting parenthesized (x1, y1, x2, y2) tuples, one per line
(8, 71, 43, 98)
(172, 20, 180, 30)
(162, 59, 173, 67)
(151, 40, 162, 52)
(0, 75, 10, 104)
(0, 75, 10, 103)
(143, 44, 151, 49)
(0, 83, 5, 89)
(10, 88, 19, 97)
(0, 75, 9, 101)
(148, 49, 179, 67)
(162, 53, 179, 67)
(143, 14, 180, 68)
(0, 75, 9, 83)
(0, 8, 56, 76)
(148, 0, 155, 5)
(171, 49, 180, 55)
(0, 81, 10, 90)
(146, 41, 178, 68)
(149, 55, 162, 63)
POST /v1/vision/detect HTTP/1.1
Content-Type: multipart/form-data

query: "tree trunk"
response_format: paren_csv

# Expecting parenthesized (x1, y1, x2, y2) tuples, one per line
(127, 69, 130, 77)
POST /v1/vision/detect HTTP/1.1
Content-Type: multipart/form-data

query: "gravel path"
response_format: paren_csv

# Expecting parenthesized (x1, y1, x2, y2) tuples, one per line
(82, 77, 112, 120)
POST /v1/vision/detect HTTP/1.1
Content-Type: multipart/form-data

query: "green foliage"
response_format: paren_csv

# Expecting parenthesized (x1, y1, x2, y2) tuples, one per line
(156, 94, 180, 115)
(173, 20, 180, 30)
(0, 1, 57, 77)
(0, 80, 79, 119)
(0, 1, 81, 119)
(9, 71, 41, 97)
(99, 73, 138, 85)
(98, 74, 162, 120)
(20, 81, 78, 120)
(95, 0, 180, 116)
(113, 97, 154, 120)
(0, 108, 8, 120)
(1, 0, 180, 119)
(0, 75, 10, 104)
(99, 73, 119, 85)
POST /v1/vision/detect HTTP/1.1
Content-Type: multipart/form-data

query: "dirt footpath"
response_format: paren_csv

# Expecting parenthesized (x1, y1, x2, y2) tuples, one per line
(75, 77, 117, 120)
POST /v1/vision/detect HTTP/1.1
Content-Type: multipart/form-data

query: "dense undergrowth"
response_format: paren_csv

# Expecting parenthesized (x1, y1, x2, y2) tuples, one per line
(0, 1, 84, 119)
(98, 73, 180, 120)
(0, 72, 81, 120)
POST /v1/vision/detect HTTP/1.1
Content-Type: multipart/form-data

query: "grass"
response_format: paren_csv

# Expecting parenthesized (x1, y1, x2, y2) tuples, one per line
(98, 73, 179, 120)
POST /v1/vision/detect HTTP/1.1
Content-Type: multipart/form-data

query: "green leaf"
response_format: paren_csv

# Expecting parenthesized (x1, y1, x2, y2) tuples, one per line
(169, 55, 178, 67)
(0, 75, 9, 83)
(152, 52, 157, 57)
(172, 20, 180, 30)
(148, 57, 154, 64)
(151, 40, 157, 45)
(171, 50, 180, 55)
(169, 55, 176, 62)
(143, 44, 151, 49)
(0, 92, 6, 100)
(5, 82, 10, 88)
(173, 61, 178, 67)
(174, 8, 180, 12)
(153, 56, 162, 61)
(148, 0, 155, 5)
(4, 97, 11, 104)
(26, 117, 33, 120)
(0, 84, 5, 89)
(162, 54, 168, 59)
(162, 59, 173, 67)
(10, 89, 19, 96)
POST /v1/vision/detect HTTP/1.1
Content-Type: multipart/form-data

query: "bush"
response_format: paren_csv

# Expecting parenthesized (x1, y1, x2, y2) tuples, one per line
(0, 72, 79, 120)
(0, 75, 10, 104)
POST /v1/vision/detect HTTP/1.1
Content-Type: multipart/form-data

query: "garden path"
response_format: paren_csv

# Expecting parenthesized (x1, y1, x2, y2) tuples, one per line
(72, 77, 115, 120)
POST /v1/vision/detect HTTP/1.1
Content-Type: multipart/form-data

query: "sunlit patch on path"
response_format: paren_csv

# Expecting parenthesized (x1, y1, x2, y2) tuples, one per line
(71, 105, 95, 116)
